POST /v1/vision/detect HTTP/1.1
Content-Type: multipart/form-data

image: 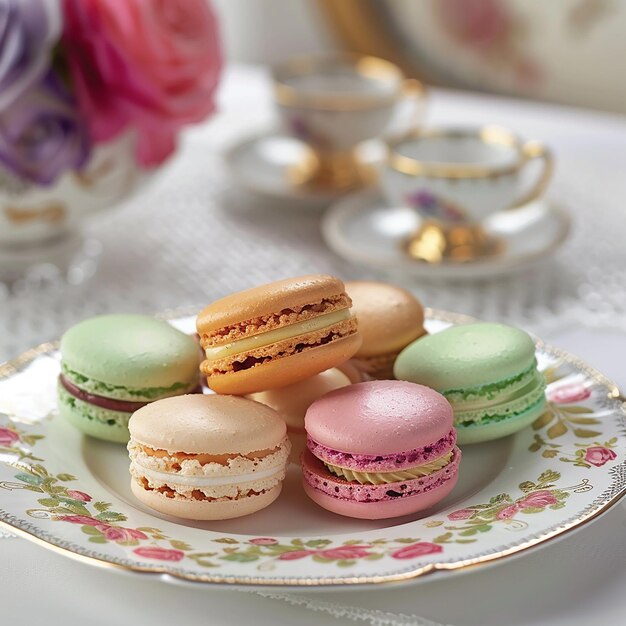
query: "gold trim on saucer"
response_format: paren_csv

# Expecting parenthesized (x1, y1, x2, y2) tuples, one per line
(0, 308, 624, 588)
(273, 54, 409, 111)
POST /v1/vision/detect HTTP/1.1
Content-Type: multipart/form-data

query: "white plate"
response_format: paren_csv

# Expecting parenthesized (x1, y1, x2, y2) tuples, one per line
(223, 130, 385, 208)
(322, 191, 571, 280)
(0, 311, 623, 589)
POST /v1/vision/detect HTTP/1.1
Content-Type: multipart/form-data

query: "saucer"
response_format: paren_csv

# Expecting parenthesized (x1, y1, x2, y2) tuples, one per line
(223, 130, 385, 208)
(322, 191, 571, 280)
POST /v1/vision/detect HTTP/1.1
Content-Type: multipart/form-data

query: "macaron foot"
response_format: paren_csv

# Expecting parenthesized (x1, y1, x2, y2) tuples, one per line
(131, 479, 282, 521)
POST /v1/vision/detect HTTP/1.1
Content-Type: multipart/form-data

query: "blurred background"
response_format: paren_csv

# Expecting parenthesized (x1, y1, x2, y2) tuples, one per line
(215, 0, 626, 112)
(1, 0, 625, 361)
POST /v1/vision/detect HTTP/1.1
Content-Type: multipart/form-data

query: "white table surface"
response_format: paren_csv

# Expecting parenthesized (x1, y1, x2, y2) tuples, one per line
(2, 65, 626, 625)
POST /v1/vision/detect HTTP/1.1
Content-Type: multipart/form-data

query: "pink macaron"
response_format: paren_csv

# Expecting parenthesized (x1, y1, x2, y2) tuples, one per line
(302, 380, 461, 519)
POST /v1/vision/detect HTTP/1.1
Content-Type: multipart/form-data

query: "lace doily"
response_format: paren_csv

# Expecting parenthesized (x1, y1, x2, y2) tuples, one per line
(1, 132, 624, 363)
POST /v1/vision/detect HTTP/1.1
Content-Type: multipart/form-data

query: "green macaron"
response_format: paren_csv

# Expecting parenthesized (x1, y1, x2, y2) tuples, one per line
(394, 323, 546, 444)
(58, 315, 200, 443)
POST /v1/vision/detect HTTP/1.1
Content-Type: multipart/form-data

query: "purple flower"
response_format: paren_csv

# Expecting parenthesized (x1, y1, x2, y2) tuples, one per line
(0, 70, 90, 185)
(0, 0, 61, 110)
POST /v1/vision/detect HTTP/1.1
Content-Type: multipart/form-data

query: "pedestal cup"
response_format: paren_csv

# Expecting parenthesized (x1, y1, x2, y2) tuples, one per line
(272, 54, 426, 192)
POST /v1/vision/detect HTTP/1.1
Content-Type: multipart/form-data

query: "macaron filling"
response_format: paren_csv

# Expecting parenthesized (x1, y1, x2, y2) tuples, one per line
(443, 367, 546, 426)
(302, 447, 461, 503)
(201, 293, 350, 345)
(323, 450, 454, 484)
(306, 428, 457, 473)
(442, 361, 539, 402)
(61, 363, 198, 402)
(128, 437, 291, 501)
(202, 311, 358, 376)
(204, 308, 351, 361)
(58, 382, 133, 428)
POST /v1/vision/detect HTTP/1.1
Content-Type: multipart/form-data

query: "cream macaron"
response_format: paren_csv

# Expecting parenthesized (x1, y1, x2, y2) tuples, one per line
(345, 281, 426, 379)
(249, 368, 351, 464)
(128, 394, 291, 520)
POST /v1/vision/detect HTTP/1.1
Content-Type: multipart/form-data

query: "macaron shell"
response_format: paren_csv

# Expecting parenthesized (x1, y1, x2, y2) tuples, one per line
(345, 281, 425, 357)
(206, 333, 361, 396)
(336, 359, 371, 384)
(130, 479, 282, 520)
(303, 478, 457, 520)
(305, 380, 454, 455)
(287, 430, 307, 464)
(197, 275, 347, 333)
(61, 315, 200, 389)
(456, 397, 547, 444)
(394, 323, 536, 391)
(248, 368, 351, 430)
(129, 394, 286, 455)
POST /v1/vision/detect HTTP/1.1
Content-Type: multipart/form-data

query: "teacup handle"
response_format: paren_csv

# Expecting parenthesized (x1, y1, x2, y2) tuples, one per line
(511, 140, 554, 209)
(383, 78, 428, 139)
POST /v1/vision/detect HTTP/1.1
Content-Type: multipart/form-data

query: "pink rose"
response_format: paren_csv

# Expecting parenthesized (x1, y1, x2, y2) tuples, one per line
(133, 546, 185, 562)
(519, 490, 558, 509)
(496, 504, 519, 520)
(0, 427, 19, 447)
(249, 538, 278, 545)
(278, 550, 315, 561)
(584, 446, 617, 467)
(317, 546, 372, 560)
(58, 515, 102, 526)
(391, 542, 443, 560)
(547, 383, 591, 404)
(101, 526, 148, 542)
(448, 508, 473, 520)
(62, 0, 221, 167)
(66, 490, 92, 502)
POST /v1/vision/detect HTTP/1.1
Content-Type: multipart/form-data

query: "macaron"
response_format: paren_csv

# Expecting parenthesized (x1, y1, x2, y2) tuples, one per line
(128, 394, 291, 520)
(302, 380, 460, 519)
(394, 323, 546, 444)
(345, 281, 426, 379)
(197, 275, 361, 395)
(249, 368, 351, 464)
(58, 315, 200, 443)
(336, 359, 372, 384)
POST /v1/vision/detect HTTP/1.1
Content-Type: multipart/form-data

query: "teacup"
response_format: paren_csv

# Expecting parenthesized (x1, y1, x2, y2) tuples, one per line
(381, 126, 554, 262)
(272, 54, 426, 190)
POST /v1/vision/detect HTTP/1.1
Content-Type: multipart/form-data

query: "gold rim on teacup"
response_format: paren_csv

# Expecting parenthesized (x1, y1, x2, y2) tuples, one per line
(387, 126, 553, 191)
(383, 126, 555, 263)
(272, 54, 422, 111)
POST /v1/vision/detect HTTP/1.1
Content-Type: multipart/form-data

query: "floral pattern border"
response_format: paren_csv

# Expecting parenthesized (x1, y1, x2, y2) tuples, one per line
(0, 312, 624, 585)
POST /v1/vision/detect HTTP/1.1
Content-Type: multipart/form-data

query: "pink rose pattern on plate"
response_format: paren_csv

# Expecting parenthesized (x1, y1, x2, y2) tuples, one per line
(530, 367, 620, 469)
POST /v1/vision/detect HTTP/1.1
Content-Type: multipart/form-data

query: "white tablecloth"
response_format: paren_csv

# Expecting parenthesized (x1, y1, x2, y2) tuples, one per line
(2, 65, 626, 625)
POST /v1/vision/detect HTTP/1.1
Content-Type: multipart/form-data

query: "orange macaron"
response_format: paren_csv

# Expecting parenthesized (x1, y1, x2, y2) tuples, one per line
(345, 281, 426, 379)
(197, 275, 361, 395)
